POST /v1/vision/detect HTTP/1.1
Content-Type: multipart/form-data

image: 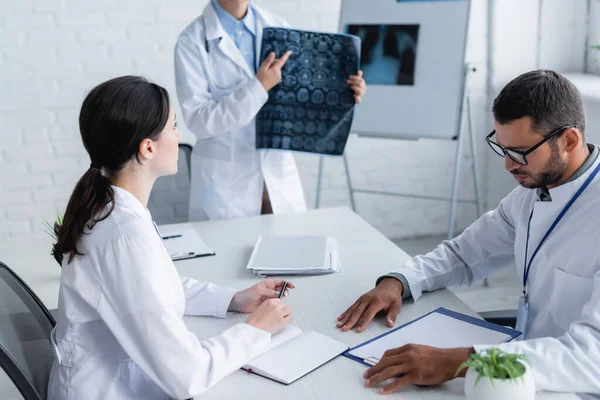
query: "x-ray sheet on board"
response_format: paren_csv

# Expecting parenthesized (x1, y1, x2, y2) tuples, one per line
(256, 28, 360, 156)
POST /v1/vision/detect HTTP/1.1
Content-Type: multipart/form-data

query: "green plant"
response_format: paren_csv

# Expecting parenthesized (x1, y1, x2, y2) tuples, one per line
(43, 213, 63, 241)
(456, 348, 529, 387)
(44, 213, 65, 266)
(588, 45, 600, 51)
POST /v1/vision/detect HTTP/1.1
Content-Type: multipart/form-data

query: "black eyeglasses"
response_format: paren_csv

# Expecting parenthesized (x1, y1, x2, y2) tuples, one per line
(485, 125, 575, 166)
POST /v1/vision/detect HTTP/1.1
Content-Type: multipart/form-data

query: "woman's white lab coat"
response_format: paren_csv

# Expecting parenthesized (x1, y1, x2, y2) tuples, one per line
(174, 2, 307, 222)
(394, 149, 600, 394)
(47, 186, 272, 400)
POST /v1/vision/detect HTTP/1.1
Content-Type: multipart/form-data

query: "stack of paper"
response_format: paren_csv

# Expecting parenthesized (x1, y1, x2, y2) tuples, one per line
(246, 236, 339, 277)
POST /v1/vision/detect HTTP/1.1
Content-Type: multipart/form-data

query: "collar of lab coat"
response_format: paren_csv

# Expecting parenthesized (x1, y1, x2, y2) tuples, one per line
(202, 2, 282, 77)
(110, 185, 152, 222)
(203, 1, 272, 41)
(545, 144, 600, 204)
(203, 2, 228, 41)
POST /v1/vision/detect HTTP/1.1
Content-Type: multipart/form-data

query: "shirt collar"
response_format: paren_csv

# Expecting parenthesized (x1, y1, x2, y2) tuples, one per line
(211, 0, 256, 37)
(565, 143, 599, 183)
(537, 144, 600, 202)
(111, 185, 152, 222)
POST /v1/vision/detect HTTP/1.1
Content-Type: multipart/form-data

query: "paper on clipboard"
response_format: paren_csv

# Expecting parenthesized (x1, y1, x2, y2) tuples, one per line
(345, 308, 520, 365)
(161, 228, 215, 261)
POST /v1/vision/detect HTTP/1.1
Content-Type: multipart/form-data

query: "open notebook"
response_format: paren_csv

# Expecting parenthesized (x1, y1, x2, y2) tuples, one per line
(244, 326, 348, 384)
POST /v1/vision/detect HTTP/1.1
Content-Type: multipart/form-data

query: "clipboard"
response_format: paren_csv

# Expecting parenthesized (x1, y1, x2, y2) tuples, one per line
(344, 307, 521, 367)
(160, 228, 216, 262)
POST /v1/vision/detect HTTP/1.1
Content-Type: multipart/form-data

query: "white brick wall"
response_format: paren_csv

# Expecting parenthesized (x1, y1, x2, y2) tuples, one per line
(0, 0, 586, 242)
(588, 0, 600, 75)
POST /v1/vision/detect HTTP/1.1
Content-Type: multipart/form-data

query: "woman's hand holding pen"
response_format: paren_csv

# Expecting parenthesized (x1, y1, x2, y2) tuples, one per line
(246, 298, 293, 334)
(229, 279, 294, 313)
(232, 280, 294, 334)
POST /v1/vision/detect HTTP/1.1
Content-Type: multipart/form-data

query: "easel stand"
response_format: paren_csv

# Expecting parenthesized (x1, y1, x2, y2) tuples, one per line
(315, 65, 482, 241)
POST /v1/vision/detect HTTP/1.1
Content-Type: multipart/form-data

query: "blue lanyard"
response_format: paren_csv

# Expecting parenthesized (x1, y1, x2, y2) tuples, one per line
(522, 162, 600, 298)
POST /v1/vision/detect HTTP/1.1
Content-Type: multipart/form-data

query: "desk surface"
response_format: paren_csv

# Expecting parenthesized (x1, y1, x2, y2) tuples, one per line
(0, 207, 577, 399)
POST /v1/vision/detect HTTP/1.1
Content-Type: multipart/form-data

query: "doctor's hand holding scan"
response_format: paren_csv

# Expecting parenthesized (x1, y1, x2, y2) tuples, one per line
(175, 0, 366, 222)
(256, 50, 292, 91)
(174, 0, 309, 222)
(47, 76, 294, 400)
(338, 70, 600, 395)
(348, 70, 366, 104)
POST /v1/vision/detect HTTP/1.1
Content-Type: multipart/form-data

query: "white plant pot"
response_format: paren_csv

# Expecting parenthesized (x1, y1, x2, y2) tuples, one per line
(464, 362, 535, 400)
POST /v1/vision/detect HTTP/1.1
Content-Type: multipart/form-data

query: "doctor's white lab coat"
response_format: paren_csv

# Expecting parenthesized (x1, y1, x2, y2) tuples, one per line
(174, 2, 307, 222)
(394, 149, 600, 394)
(47, 186, 272, 400)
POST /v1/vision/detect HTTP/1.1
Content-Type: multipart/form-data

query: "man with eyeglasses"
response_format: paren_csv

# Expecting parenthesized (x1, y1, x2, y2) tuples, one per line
(336, 70, 600, 395)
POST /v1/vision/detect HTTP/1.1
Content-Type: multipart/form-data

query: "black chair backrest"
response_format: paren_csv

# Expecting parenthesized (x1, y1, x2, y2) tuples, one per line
(148, 143, 193, 225)
(0, 261, 56, 400)
(179, 143, 192, 180)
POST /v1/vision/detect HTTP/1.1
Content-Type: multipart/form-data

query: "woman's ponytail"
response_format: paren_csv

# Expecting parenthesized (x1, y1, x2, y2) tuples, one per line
(52, 166, 115, 265)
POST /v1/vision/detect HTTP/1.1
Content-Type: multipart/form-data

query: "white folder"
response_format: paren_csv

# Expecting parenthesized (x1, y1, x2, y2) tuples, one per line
(246, 235, 339, 276)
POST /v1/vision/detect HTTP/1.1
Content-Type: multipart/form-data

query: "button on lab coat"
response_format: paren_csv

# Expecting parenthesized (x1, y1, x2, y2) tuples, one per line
(175, 2, 307, 221)
(47, 186, 272, 400)
(394, 150, 600, 394)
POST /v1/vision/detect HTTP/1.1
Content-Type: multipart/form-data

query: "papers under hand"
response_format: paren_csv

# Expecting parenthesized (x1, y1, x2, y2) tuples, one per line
(344, 308, 521, 367)
(161, 228, 216, 262)
(246, 235, 339, 277)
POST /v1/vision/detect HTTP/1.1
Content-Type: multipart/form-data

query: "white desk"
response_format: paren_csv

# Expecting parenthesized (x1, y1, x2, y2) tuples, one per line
(0, 207, 577, 399)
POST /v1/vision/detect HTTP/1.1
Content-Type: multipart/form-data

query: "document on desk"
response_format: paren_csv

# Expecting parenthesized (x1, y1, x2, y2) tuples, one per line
(243, 325, 349, 385)
(345, 307, 521, 366)
(161, 228, 215, 261)
(246, 235, 339, 277)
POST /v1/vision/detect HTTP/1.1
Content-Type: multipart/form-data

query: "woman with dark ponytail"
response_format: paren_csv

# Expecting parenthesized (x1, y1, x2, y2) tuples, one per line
(48, 76, 294, 400)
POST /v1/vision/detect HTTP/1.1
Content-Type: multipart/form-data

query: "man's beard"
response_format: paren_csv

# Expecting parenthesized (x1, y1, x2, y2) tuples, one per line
(511, 144, 568, 189)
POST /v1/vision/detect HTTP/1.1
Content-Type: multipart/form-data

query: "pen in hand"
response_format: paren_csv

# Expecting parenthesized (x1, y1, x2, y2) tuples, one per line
(279, 281, 288, 299)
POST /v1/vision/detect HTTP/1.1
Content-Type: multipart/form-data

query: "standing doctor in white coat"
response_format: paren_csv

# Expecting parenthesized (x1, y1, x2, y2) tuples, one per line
(338, 70, 600, 396)
(175, 0, 367, 221)
(48, 76, 294, 400)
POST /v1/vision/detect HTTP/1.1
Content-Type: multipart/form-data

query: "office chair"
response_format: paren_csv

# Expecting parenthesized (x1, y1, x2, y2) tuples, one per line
(0, 261, 56, 400)
(0, 261, 198, 400)
(148, 143, 193, 225)
(179, 143, 192, 179)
